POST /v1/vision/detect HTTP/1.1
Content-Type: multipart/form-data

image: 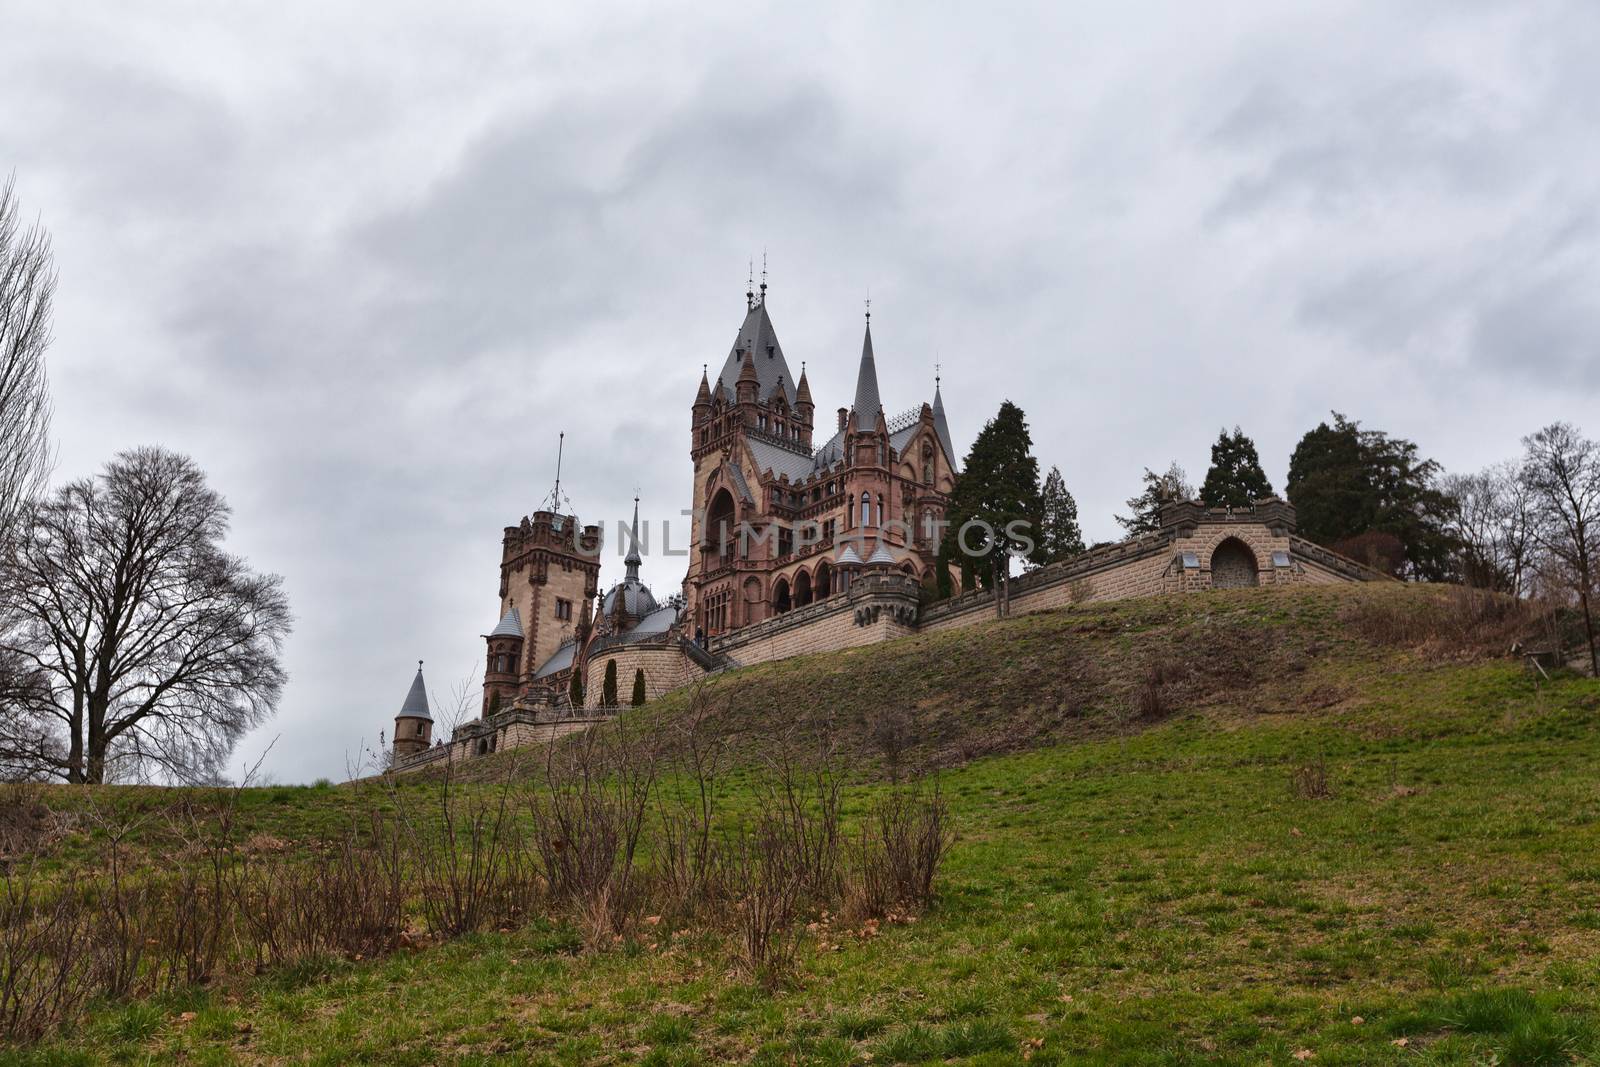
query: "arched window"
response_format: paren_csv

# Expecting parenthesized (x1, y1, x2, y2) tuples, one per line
(815, 560, 833, 598)
(862, 491, 873, 527)
(794, 569, 813, 607)
(773, 577, 792, 614)
(877, 494, 885, 527)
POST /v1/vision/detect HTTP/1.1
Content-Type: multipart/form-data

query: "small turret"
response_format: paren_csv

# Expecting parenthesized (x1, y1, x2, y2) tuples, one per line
(693, 367, 712, 425)
(795, 366, 814, 419)
(393, 662, 434, 760)
(736, 347, 760, 406)
(482, 606, 523, 716)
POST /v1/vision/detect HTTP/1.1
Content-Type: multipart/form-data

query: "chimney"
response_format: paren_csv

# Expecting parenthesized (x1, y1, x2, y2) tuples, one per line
(837, 407, 848, 432)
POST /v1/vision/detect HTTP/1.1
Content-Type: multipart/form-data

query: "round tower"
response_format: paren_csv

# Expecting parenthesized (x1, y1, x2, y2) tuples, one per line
(483, 606, 524, 716)
(392, 662, 433, 759)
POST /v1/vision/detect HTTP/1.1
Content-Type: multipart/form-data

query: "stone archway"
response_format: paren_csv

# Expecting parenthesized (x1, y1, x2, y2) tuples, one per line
(1210, 537, 1259, 589)
(794, 569, 813, 607)
(814, 560, 833, 598)
(772, 577, 791, 614)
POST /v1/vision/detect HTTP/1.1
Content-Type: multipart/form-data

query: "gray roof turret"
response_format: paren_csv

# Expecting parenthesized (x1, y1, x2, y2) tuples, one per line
(397, 663, 431, 722)
(488, 606, 523, 640)
(851, 323, 881, 418)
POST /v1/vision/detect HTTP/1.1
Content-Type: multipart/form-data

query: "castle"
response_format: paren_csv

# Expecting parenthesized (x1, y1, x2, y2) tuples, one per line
(390, 284, 1382, 770)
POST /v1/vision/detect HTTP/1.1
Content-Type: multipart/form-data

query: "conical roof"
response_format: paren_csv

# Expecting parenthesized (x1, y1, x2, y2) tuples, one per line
(716, 300, 796, 405)
(852, 324, 881, 417)
(488, 606, 523, 640)
(932, 380, 956, 464)
(867, 541, 897, 567)
(837, 543, 864, 566)
(624, 496, 643, 580)
(397, 664, 431, 721)
(795, 367, 813, 406)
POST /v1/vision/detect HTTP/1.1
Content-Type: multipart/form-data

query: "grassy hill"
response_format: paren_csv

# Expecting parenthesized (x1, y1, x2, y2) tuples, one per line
(8, 584, 1600, 1065)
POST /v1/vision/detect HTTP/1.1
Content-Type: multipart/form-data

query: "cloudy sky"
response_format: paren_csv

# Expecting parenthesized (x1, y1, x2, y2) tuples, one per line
(4, 1, 1598, 782)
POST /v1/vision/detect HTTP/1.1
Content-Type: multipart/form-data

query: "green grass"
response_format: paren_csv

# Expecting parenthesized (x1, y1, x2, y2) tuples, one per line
(6, 585, 1600, 1064)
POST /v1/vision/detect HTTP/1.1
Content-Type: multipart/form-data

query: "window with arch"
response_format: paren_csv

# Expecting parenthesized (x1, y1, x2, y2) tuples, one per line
(862, 491, 873, 527)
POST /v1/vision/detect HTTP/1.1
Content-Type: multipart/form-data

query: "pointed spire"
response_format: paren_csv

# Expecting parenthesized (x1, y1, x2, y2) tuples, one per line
(736, 345, 760, 404)
(932, 370, 955, 463)
(852, 321, 881, 418)
(795, 362, 813, 407)
(624, 494, 642, 581)
(694, 364, 711, 409)
(398, 662, 432, 721)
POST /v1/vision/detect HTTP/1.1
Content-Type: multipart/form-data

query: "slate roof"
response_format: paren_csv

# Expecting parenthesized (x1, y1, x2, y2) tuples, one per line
(932, 382, 957, 464)
(716, 302, 796, 406)
(837, 543, 864, 566)
(397, 666, 431, 721)
(867, 541, 897, 566)
(532, 641, 575, 679)
(747, 437, 819, 483)
(602, 580, 659, 619)
(488, 606, 523, 639)
(851, 324, 881, 416)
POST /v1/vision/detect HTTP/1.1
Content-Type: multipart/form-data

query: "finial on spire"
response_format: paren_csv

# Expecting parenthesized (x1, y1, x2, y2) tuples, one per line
(865, 291, 871, 322)
(417, 659, 423, 672)
(935, 357, 941, 389)
(747, 260, 755, 309)
(759, 248, 767, 303)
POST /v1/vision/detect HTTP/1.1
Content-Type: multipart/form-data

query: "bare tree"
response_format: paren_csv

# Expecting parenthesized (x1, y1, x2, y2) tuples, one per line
(0, 447, 291, 783)
(1521, 423, 1600, 676)
(1443, 461, 1536, 595)
(0, 173, 54, 557)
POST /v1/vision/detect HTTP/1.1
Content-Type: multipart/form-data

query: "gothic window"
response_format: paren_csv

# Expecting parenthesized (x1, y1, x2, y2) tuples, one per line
(878, 494, 885, 527)
(555, 598, 572, 621)
(847, 498, 855, 528)
(862, 492, 873, 527)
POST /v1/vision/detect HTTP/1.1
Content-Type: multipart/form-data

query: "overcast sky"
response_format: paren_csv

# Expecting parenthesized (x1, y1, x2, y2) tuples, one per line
(5, 1, 1598, 782)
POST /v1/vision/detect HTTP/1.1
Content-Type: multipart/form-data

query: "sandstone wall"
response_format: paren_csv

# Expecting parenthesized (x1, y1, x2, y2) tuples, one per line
(582, 642, 710, 707)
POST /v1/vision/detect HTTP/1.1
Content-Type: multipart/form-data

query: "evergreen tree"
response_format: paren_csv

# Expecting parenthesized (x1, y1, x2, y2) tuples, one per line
(940, 401, 1044, 612)
(1286, 412, 1457, 580)
(1039, 466, 1084, 563)
(1200, 427, 1273, 509)
(1117, 462, 1193, 536)
(631, 668, 647, 707)
(602, 659, 618, 707)
(568, 672, 584, 709)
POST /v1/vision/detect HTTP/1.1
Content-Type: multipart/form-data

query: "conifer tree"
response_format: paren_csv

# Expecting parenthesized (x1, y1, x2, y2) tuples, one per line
(1200, 427, 1273, 509)
(631, 668, 647, 707)
(941, 401, 1044, 613)
(602, 659, 618, 707)
(1117, 462, 1193, 535)
(1039, 466, 1084, 563)
(568, 673, 584, 709)
(1286, 412, 1456, 580)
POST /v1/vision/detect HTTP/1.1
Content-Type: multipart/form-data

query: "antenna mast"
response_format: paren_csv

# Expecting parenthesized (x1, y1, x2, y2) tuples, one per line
(541, 431, 573, 516)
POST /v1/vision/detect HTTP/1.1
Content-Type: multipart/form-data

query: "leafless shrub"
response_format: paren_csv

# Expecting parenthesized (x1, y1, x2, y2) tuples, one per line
(1289, 757, 1332, 800)
(1131, 657, 1189, 722)
(0, 854, 101, 1043)
(1340, 585, 1542, 659)
(729, 812, 805, 988)
(529, 723, 656, 946)
(755, 732, 843, 908)
(395, 757, 527, 940)
(655, 685, 730, 920)
(844, 781, 952, 922)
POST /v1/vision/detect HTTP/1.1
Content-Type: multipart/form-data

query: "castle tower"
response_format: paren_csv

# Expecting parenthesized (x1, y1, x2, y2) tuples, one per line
(482, 606, 523, 716)
(392, 662, 433, 759)
(497, 510, 601, 691)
